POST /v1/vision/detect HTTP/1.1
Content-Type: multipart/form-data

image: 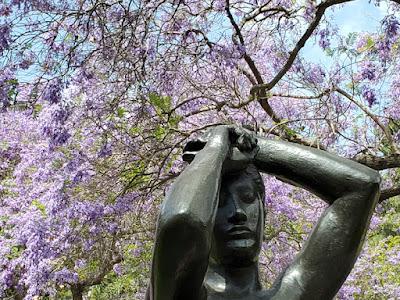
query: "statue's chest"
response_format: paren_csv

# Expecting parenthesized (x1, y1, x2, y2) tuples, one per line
(207, 296, 263, 300)
(206, 290, 268, 300)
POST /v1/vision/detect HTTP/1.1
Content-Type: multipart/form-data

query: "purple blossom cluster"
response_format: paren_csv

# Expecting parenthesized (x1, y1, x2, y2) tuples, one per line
(361, 86, 377, 107)
(377, 16, 400, 62)
(0, 67, 15, 111)
(318, 28, 331, 50)
(0, 23, 11, 55)
(306, 64, 326, 85)
(42, 79, 63, 104)
(303, 0, 316, 21)
(383, 15, 400, 41)
(358, 61, 377, 81)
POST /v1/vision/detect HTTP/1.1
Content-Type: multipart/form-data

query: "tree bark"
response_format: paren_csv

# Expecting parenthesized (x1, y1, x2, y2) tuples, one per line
(71, 285, 84, 300)
(355, 153, 400, 170)
(379, 185, 400, 203)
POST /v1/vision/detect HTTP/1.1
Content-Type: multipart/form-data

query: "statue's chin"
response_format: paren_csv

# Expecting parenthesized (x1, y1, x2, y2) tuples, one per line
(220, 239, 259, 267)
(226, 238, 255, 249)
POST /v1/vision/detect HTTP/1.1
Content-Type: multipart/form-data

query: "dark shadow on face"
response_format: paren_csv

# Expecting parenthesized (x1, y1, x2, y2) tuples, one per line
(210, 169, 265, 268)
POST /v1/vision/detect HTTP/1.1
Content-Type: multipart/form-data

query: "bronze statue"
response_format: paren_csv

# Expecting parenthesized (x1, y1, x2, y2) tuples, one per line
(146, 125, 380, 300)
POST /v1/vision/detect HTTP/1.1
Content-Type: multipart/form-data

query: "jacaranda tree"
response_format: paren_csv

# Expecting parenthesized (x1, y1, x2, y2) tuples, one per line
(1, 0, 400, 299)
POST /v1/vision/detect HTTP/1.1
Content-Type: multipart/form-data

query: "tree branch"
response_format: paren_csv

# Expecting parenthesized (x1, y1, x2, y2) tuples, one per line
(335, 87, 399, 153)
(225, 0, 282, 123)
(250, 0, 354, 95)
(355, 153, 400, 170)
(379, 185, 400, 203)
(241, 6, 292, 27)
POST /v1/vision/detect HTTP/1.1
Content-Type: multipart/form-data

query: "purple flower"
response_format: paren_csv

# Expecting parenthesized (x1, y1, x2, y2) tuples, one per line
(214, 0, 225, 11)
(318, 29, 330, 50)
(376, 39, 391, 61)
(53, 268, 78, 284)
(42, 79, 63, 104)
(383, 15, 400, 40)
(50, 128, 70, 146)
(0, 24, 11, 55)
(113, 264, 123, 276)
(0, 6, 12, 17)
(19, 58, 33, 70)
(306, 65, 326, 85)
(362, 86, 377, 107)
(98, 142, 112, 158)
(52, 107, 70, 124)
(304, 1, 316, 21)
(359, 61, 377, 81)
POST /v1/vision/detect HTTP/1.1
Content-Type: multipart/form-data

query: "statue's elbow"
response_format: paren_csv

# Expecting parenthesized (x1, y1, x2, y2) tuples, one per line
(364, 170, 381, 189)
(156, 212, 210, 254)
(357, 169, 381, 197)
(158, 208, 208, 231)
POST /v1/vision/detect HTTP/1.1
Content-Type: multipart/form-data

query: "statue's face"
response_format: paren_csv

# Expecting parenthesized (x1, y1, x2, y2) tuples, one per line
(210, 171, 264, 267)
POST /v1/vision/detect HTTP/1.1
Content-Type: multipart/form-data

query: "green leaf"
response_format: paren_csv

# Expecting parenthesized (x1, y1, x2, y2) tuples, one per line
(117, 107, 126, 118)
(168, 114, 182, 128)
(324, 47, 335, 57)
(346, 32, 357, 46)
(358, 36, 375, 52)
(6, 245, 23, 259)
(154, 125, 166, 140)
(32, 199, 47, 216)
(388, 119, 400, 134)
(34, 104, 43, 114)
(149, 93, 171, 113)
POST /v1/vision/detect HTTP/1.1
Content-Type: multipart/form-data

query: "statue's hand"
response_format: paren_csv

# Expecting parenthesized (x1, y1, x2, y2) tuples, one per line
(182, 125, 259, 174)
(229, 126, 258, 154)
(224, 126, 258, 173)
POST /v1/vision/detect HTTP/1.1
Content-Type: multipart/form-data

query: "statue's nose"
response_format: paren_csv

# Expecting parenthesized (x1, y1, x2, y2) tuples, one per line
(228, 200, 247, 224)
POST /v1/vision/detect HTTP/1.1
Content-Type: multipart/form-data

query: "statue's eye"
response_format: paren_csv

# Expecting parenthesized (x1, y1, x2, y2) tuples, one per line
(241, 192, 256, 203)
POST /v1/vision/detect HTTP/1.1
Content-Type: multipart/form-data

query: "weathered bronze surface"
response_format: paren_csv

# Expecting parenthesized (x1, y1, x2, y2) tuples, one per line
(146, 126, 380, 300)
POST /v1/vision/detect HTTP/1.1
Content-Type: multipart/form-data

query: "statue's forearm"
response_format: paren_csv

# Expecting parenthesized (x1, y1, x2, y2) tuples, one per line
(160, 140, 229, 226)
(254, 137, 380, 204)
(158, 126, 233, 237)
(151, 130, 230, 300)
(261, 138, 381, 299)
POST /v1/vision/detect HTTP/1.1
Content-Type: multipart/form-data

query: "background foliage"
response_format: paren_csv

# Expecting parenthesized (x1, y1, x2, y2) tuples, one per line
(1, 0, 400, 299)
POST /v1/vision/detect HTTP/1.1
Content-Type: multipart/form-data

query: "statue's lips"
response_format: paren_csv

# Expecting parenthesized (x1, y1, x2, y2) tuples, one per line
(227, 226, 253, 239)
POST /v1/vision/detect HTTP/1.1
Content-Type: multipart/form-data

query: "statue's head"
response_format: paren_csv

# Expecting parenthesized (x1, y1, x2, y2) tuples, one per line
(210, 164, 265, 267)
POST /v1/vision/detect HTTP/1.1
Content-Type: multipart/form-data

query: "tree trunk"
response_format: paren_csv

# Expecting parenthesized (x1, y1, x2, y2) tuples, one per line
(71, 285, 84, 300)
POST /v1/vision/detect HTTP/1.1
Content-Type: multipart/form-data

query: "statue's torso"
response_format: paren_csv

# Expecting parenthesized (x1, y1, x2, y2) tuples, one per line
(204, 285, 274, 300)
(206, 293, 268, 300)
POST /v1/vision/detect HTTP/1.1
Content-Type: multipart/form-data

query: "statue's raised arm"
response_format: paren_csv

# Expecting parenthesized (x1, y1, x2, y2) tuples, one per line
(147, 125, 380, 300)
(254, 138, 381, 299)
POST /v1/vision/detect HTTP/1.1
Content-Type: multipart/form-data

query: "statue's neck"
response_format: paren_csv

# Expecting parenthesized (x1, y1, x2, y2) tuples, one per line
(205, 261, 262, 296)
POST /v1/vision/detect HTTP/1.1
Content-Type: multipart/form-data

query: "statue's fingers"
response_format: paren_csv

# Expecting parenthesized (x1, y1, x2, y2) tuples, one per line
(231, 126, 242, 141)
(250, 135, 258, 148)
(244, 139, 253, 151)
(236, 134, 244, 145)
(239, 135, 253, 152)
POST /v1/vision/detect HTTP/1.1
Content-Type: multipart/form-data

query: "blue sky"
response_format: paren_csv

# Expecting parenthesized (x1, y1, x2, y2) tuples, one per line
(303, 0, 391, 64)
(9, 0, 396, 82)
(333, 0, 388, 34)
